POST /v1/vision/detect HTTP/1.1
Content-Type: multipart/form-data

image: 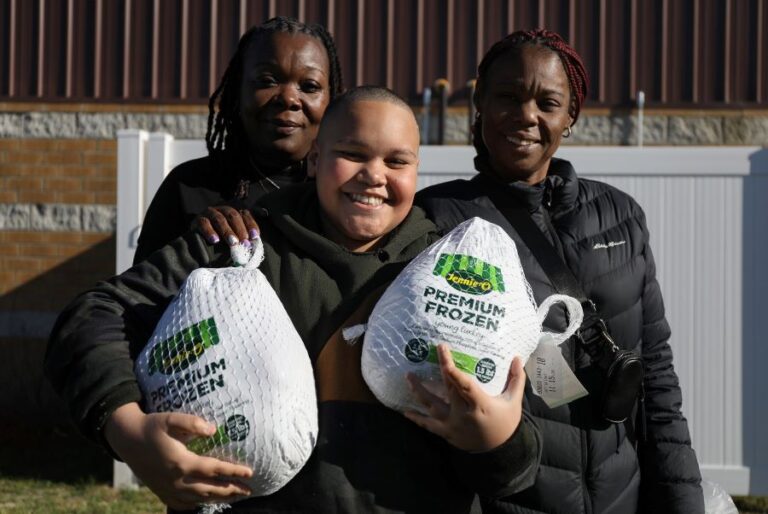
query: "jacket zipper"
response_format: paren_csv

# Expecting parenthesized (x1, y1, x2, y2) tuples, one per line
(542, 204, 593, 514)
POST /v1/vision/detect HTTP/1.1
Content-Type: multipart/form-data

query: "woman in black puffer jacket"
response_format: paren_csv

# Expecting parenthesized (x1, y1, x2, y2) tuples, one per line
(416, 29, 704, 514)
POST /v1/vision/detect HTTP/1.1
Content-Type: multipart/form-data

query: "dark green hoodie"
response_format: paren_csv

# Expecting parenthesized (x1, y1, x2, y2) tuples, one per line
(46, 183, 540, 513)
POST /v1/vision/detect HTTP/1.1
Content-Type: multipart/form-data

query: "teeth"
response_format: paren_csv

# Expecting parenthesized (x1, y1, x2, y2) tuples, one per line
(350, 193, 384, 206)
(505, 135, 537, 146)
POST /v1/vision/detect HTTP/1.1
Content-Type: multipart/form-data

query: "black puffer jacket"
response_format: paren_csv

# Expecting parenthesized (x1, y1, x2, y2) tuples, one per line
(416, 158, 703, 514)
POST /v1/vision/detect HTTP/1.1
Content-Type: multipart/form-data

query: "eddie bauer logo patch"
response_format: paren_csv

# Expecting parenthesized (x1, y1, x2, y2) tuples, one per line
(148, 317, 220, 376)
(433, 253, 505, 295)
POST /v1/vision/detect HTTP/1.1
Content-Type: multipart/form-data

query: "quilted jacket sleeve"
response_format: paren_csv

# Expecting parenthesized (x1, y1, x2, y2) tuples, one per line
(637, 217, 704, 513)
(44, 232, 219, 445)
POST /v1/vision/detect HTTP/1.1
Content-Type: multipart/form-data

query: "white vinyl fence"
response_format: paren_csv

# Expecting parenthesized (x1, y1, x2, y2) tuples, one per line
(117, 129, 768, 495)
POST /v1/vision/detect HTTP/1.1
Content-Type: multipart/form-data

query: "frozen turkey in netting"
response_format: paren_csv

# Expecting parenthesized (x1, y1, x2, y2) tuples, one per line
(135, 239, 317, 498)
(361, 217, 583, 413)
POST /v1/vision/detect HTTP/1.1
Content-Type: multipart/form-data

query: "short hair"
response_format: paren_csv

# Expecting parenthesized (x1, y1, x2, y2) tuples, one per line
(317, 85, 415, 141)
(206, 16, 344, 159)
(472, 29, 589, 162)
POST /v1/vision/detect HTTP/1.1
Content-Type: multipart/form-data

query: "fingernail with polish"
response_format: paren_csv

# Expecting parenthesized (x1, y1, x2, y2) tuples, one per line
(227, 235, 239, 246)
(208, 234, 220, 244)
(249, 228, 260, 240)
(242, 239, 252, 248)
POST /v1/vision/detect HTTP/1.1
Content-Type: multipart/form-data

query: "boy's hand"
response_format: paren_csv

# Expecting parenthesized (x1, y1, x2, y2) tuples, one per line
(104, 403, 253, 510)
(404, 344, 526, 452)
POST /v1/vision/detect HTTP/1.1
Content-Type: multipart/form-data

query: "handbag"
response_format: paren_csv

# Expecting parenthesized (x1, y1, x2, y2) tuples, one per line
(483, 187, 644, 425)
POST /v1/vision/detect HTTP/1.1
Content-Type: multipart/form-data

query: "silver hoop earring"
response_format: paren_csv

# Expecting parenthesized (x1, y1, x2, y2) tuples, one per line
(563, 126, 572, 138)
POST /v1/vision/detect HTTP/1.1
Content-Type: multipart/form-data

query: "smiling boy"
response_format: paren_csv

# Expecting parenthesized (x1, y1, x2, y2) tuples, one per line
(46, 86, 540, 513)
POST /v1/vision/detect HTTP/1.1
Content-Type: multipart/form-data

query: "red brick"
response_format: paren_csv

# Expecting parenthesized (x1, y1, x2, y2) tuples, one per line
(83, 178, 115, 192)
(19, 140, 58, 151)
(0, 245, 19, 256)
(21, 165, 64, 177)
(94, 192, 117, 204)
(2, 232, 45, 244)
(6, 151, 45, 165)
(83, 153, 115, 166)
(56, 191, 95, 203)
(98, 140, 117, 151)
(56, 140, 99, 151)
(0, 163, 21, 176)
(18, 191, 57, 203)
(0, 140, 19, 150)
(0, 191, 18, 202)
(20, 244, 60, 257)
(42, 152, 82, 165)
(44, 177, 83, 192)
(47, 232, 86, 244)
(2, 231, 86, 245)
(59, 165, 109, 178)
(0, 257, 41, 272)
(7, 177, 43, 190)
(81, 233, 112, 244)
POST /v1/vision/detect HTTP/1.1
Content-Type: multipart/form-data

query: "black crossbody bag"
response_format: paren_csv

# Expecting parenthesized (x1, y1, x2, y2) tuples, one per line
(485, 191, 645, 425)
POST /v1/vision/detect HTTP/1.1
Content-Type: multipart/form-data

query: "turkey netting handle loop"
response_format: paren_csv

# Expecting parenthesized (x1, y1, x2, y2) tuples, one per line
(230, 238, 265, 269)
(536, 294, 584, 346)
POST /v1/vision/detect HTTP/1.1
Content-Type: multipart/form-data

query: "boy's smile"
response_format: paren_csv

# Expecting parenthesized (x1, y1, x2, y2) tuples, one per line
(310, 99, 420, 252)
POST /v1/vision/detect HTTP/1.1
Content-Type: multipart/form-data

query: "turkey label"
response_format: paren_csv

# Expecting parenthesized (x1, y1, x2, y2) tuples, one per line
(361, 217, 583, 414)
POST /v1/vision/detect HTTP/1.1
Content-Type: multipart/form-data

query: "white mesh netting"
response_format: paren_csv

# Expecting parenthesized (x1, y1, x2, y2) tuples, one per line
(135, 239, 318, 499)
(361, 217, 583, 413)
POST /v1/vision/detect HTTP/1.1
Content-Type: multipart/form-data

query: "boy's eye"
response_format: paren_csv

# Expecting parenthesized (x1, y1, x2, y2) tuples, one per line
(386, 159, 410, 168)
(338, 150, 365, 161)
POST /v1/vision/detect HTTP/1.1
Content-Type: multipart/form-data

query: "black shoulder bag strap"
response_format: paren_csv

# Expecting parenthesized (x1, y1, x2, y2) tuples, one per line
(483, 188, 645, 429)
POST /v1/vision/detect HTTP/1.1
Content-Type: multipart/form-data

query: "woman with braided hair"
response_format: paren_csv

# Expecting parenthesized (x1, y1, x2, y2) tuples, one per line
(416, 29, 705, 513)
(133, 16, 343, 263)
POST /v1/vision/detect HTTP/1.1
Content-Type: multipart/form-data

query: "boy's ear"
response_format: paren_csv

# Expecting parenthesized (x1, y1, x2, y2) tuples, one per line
(307, 140, 319, 178)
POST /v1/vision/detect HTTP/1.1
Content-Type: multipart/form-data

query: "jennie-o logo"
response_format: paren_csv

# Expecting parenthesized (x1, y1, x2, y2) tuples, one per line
(148, 317, 220, 376)
(433, 253, 505, 295)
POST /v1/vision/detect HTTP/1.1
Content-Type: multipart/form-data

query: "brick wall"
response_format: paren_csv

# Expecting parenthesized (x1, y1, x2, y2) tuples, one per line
(0, 138, 117, 428)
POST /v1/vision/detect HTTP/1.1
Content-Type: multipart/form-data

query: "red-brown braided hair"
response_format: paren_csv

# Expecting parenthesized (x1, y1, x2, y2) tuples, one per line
(472, 29, 589, 163)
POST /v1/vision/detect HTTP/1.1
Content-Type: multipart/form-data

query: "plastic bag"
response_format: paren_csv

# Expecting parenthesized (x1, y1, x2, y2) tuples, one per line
(135, 239, 317, 499)
(361, 217, 582, 413)
(702, 479, 738, 514)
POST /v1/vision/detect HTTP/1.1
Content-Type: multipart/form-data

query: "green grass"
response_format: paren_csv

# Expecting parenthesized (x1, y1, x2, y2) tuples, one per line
(0, 425, 164, 513)
(0, 479, 162, 514)
(735, 495, 768, 513)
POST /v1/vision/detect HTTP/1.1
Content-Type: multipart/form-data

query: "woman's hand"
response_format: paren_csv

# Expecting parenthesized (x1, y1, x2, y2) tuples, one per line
(194, 206, 260, 247)
(104, 403, 253, 510)
(404, 344, 526, 453)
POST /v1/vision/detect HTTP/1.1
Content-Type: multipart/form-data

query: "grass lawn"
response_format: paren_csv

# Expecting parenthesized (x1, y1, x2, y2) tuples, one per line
(1, 424, 767, 513)
(0, 425, 163, 514)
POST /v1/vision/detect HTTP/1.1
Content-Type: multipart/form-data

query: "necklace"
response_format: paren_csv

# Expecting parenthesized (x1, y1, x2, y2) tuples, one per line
(248, 156, 281, 190)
